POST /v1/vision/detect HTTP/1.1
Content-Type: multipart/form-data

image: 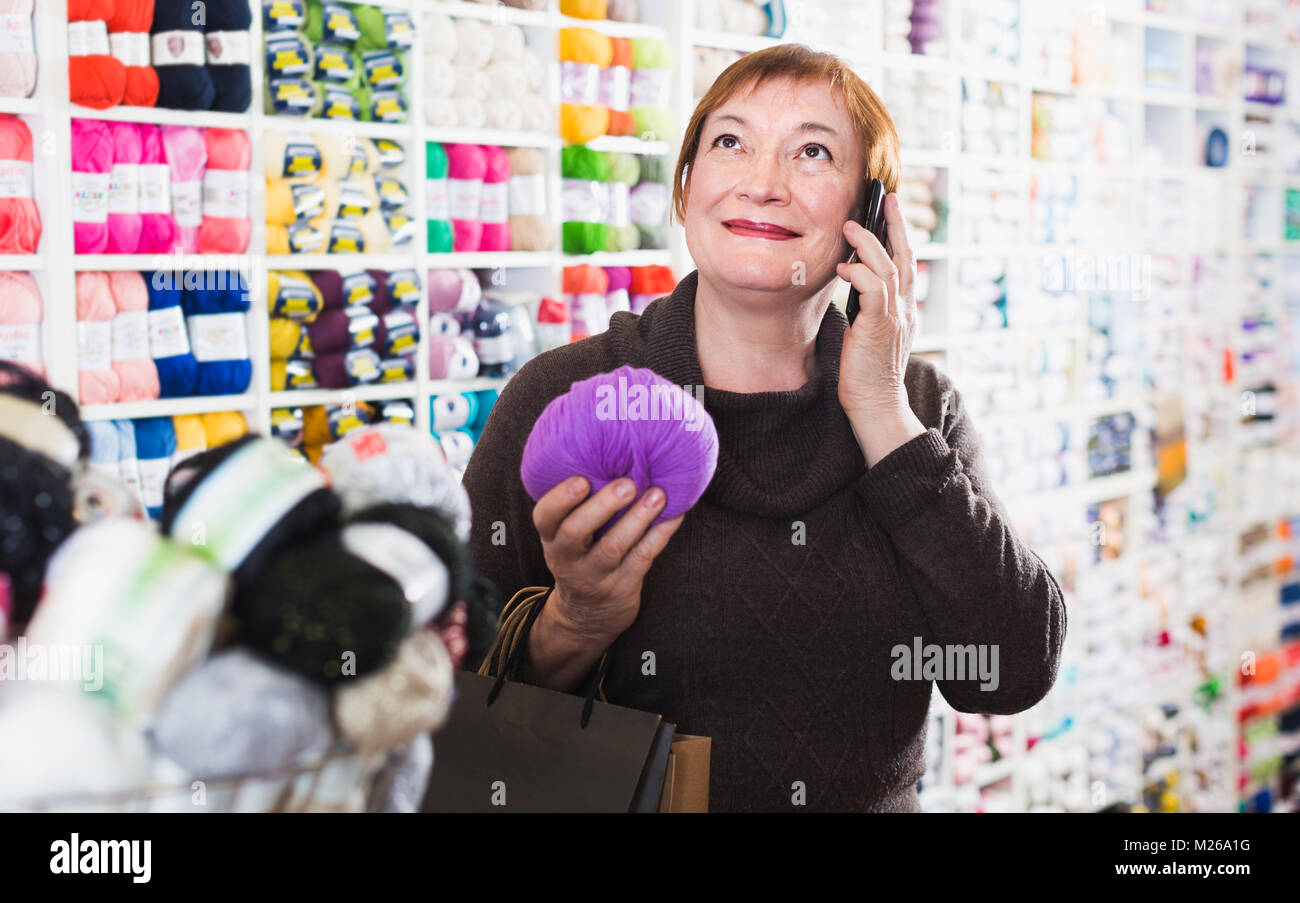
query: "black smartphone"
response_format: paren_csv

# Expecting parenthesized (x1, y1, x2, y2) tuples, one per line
(845, 177, 889, 326)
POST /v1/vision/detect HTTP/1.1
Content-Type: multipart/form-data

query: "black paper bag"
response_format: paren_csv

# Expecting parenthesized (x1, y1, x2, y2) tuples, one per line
(422, 670, 675, 813)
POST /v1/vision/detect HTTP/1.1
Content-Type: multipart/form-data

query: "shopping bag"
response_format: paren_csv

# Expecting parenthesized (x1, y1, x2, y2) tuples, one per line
(421, 670, 676, 812)
(657, 734, 712, 813)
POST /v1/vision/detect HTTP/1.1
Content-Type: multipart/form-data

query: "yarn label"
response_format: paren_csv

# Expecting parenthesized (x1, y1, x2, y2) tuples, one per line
(334, 184, 372, 219)
(321, 5, 360, 43)
(264, 1, 305, 30)
(269, 79, 315, 113)
(383, 13, 415, 49)
(0, 324, 39, 364)
(322, 88, 359, 120)
(328, 222, 364, 254)
(562, 179, 609, 223)
(608, 181, 630, 227)
(383, 310, 418, 356)
(425, 179, 450, 220)
(378, 356, 414, 383)
(368, 90, 407, 123)
(203, 170, 250, 219)
(283, 140, 322, 177)
(598, 65, 631, 111)
(340, 272, 375, 306)
(171, 179, 202, 227)
(507, 173, 546, 217)
(77, 322, 112, 373)
(151, 30, 205, 68)
(384, 211, 415, 248)
(290, 182, 325, 219)
(272, 278, 319, 318)
(473, 332, 514, 366)
(630, 69, 672, 109)
(560, 62, 600, 105)
(341, 523, 447, 623)
(479, 182, 508, 225)
(147, 306, 190, 358)
(187, 312, 248, 363)
(138, 164, 171, 214)
(287, 220, 324, 253)
(286, 359, 316, 388)
(344, 307, 379, 347)
(206, 31, 252, 67)
(314, 45, 356, 83)
(376, 176, 407, 209)
(67, 20, 109, 57)
(111, 312, 149, 362)
(0, 14, 34, 54)
(108, 164, 141, 215)
(374, 139, 404, 168)
(266, 34, 312, 77)
(387, 269, 420, 305)
(0, 160, 33, 200)
(344, 347, 381, 384)
(108, 31, 149, 67)
(71, 171, 110, 225)
(448, 178, 480, 220)
(362, 51, 404, 89)
(137, 458, 170, 510)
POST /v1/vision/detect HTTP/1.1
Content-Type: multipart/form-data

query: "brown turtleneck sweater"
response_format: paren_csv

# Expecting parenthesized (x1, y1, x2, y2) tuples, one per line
(462, 270, 1067, 813)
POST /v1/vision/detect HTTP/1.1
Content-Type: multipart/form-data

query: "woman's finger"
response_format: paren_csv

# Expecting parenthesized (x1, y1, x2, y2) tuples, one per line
(533, 476, 590, 545)
(587, 485, 667, 573)
(836, 257, 890, 321)
(883, 193, 917, 320)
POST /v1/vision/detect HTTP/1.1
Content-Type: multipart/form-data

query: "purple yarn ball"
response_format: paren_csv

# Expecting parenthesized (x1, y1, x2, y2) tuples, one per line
(520, 365, 718, 535)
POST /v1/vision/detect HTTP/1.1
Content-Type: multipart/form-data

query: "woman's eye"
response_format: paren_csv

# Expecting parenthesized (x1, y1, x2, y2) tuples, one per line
(713, 134, 739, 149)
(802, 144, 831, 160)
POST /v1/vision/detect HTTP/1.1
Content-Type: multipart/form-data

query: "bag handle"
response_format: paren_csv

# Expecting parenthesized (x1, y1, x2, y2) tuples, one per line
(479, 584, 611, 729)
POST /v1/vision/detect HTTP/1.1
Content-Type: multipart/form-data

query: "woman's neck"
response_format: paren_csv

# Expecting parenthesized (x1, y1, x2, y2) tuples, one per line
(693, 272, 832, 393)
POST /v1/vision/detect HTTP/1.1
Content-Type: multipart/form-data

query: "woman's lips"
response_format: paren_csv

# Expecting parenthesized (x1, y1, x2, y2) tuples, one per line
(722, 219, 801, 240)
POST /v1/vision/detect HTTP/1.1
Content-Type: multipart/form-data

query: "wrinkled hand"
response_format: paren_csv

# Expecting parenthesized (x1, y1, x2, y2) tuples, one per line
(835, 192, 919, 418)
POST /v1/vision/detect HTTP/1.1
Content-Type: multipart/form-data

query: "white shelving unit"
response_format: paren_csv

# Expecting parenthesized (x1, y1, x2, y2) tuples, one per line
(9, 0, 1298, 812)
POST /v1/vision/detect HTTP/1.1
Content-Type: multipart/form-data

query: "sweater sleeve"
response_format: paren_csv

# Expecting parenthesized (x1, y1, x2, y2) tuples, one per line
(853, 381, 1068, 715)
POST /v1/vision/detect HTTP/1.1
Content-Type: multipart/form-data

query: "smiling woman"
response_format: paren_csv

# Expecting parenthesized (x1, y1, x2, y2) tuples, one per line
(465, 44, 1066, 813)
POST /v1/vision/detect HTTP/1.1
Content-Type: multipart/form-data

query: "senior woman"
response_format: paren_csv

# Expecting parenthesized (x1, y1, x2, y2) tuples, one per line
(463, 44, 1066, 813)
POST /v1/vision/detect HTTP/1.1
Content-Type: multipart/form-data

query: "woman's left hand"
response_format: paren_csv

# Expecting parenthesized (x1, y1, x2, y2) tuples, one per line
(835, 192, 918, 418)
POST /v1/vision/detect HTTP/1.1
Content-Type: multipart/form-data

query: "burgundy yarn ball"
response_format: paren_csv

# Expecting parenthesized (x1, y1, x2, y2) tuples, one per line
(520, 365, 718, 535)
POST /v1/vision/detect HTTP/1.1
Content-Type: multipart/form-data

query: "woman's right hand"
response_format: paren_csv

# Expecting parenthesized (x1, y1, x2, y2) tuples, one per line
(527, 475, 684, 688)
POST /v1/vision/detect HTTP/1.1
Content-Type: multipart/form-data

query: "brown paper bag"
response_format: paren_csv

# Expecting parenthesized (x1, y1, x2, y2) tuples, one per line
(657, 734, 711, 813)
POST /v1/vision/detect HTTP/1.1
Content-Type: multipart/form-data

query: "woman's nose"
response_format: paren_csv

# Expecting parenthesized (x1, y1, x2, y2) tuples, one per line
(736, 151, 789, 205)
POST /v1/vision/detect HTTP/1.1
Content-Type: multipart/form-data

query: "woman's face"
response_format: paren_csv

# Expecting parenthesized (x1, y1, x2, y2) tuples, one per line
(683, 76, 865, 302)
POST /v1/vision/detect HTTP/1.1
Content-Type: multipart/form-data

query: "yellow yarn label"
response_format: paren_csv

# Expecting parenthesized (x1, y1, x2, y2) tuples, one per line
(324, 92, 358, 119)
(379, 360, 413, 382)
(371, 92, 405, 122)
(376, 177, 406, 207)
(275, 82, 307, 99)
(328, 224, 363, 253)
(341, 273, 374, 305)
(390, 334, 417, 355)
(272, 50, 306, 72)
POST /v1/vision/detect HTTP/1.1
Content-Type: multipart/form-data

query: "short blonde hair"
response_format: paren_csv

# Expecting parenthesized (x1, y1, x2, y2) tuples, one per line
(672, 44, 901, 225)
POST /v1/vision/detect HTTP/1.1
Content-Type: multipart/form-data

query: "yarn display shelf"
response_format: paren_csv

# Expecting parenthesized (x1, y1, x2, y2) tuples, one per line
(1000, 467, 1159, 511)
(270, 253, 419, 271)
(67, 104, 252, 131)
(71, 255, 255, 272)
(262, 115, 415, 140)
(584, 134, 672, 155)
(427, 0, 551, 28)
(557, 14, 667, 40)
(690, 30, 784, 53)
(422, 250, 555, 267)
(427, 374, 509, 393)
(268, 383, 419, 407)
(878, 50, 957, 76)
(424, 126, 560, 148)
(0, 97, 39, 116)
(9, 745, 403, 814)
(561, 249, 672, 266)
(79, 393, 259, 422)
(0, 255, 43, 271)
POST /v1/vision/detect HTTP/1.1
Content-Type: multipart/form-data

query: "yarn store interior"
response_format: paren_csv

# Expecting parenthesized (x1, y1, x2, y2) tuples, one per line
(0, 0, 1298, 818)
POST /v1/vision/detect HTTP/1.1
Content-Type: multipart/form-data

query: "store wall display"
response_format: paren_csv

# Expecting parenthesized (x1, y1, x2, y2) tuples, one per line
(0, 114, 40, 253)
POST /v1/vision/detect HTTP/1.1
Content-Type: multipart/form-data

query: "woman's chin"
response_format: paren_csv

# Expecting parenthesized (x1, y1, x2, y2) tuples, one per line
(712, 258, 802, 294)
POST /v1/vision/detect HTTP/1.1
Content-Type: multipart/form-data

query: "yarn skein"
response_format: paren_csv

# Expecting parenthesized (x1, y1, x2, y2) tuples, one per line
(183, 270, 252, 396)
(204, 0, 253, 113)
(75, 271, 121, 405)
(444, 143, 485, 252)
(136, 124, 179, 253)
(108, 271, 160, 401)
(160, 125, 205, 254)
(0, 272, 43, 377)
(478, 145, 511, 253)
(520, 365, 718, 536)
(0, 0, 37, 100)
(425, 141, 453, 253)
(151, 0, 214, 110)
(68, 5, 127, 109)
(198, 128, 251, 253)
(105, 121, 143, 254)
(145, 269, 198, 397)
(505, 146, 551, 251)
(71, 117, 113, 254)
(107, 0, 159, 107)
(0, 114, 41, 253)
